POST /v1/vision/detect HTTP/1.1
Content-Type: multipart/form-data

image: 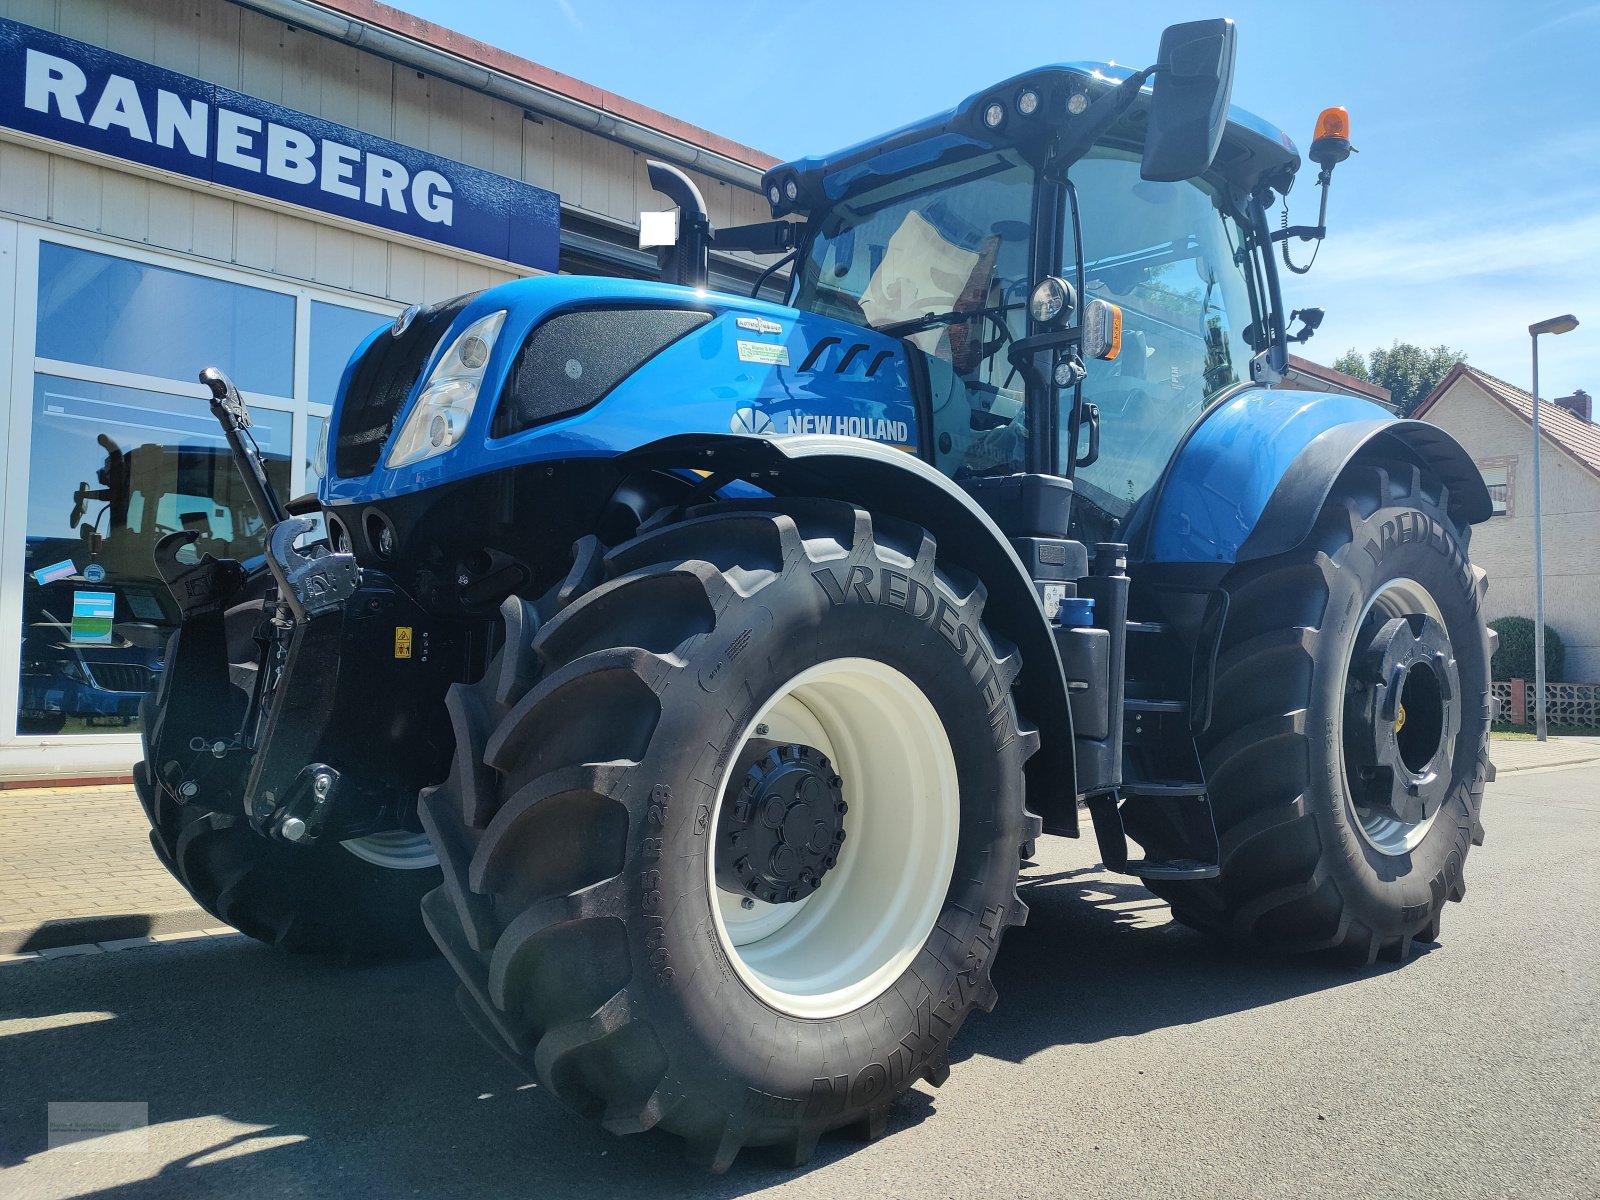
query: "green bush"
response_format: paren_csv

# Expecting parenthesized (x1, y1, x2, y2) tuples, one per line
(1489, 616, 1566, 682)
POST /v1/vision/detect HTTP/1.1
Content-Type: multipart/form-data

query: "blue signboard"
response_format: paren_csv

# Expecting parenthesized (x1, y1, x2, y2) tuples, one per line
(0, 19, 560, 272)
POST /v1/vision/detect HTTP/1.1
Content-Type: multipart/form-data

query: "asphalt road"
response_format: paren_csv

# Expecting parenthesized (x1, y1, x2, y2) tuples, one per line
(2, 761, 1596, 1200)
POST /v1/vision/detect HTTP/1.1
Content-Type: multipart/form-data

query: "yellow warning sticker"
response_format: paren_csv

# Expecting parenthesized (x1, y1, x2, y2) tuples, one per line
(395, 626, 413, 659)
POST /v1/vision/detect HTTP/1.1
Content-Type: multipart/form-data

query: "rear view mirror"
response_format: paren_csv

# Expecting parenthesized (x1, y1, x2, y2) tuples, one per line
(1141, 18, 1237, 183)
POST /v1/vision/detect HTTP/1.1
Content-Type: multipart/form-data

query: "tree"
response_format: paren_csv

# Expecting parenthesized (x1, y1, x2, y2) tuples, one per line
(1334, 341, 1467, 416)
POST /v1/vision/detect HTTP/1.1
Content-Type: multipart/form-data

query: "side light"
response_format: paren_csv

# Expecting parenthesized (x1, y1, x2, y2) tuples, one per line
(385, 309, 508, 469)
(1082, 299, 1123, 361)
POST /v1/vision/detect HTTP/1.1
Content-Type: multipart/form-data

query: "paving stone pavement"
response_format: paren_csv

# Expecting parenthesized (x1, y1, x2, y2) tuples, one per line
(2, 734, 1597, 959)
(0, 785, 210, 954)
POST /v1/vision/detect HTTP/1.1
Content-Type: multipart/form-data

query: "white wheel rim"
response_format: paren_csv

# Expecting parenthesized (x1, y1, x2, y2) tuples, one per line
(341, 830, 439, 870)
(708, 657, 959, 1019)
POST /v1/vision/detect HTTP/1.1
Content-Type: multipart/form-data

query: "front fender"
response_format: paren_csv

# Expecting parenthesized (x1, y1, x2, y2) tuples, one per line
(1139, 389, 1492, 565)
(619, 433, 1076, 822)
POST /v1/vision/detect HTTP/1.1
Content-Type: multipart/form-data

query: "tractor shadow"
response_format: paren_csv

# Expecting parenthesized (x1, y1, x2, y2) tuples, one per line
(956, 853, 1426, 1071)
(0, 855, 1419, 1199)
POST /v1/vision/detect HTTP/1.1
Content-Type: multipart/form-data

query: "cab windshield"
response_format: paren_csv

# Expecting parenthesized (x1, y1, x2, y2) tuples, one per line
(1067, 148, 1260, 528)
(791, 151, 1036, 477)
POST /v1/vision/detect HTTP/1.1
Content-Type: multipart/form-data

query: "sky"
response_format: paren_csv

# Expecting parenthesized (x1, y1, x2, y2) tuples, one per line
(391, 0, 1600, 398)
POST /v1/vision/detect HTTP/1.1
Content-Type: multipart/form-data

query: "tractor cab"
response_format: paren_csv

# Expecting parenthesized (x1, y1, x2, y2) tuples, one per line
(767, 45, 1312, 547)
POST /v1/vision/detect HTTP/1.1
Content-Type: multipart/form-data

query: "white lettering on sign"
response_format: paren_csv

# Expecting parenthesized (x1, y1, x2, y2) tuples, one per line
(24, 50, 86, 121)
(215, 108, 261, 171)
(20, 47, 457, 228)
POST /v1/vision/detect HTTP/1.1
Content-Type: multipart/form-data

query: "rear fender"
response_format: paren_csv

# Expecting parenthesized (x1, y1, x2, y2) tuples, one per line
(1138, 389, 1492, 566)
(618, 433, 1076, 823)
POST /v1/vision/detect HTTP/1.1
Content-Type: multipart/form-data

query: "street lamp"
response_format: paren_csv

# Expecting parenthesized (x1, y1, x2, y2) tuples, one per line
(1528, 313, 1579, 741)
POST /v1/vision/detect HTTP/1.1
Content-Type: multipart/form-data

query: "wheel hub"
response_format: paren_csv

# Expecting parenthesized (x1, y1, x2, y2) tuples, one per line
(715, 741, 847, 904)
(1344, 611, 1460, 845)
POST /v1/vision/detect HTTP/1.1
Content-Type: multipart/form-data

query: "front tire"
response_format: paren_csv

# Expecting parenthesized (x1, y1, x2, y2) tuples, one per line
(136, 595, 441, 960)
(1149, 460, 1491, 962)
(420, 501, 1036, 1168)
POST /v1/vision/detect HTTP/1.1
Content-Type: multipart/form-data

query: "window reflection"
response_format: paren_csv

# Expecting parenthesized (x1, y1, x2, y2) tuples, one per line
(36, 243, 295, 395)
(310, 302, 390, 405)
(18, 377, 290, 736)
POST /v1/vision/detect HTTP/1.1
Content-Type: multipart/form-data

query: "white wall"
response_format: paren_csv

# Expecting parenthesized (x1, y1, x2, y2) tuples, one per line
(1425, 375, 1600, 681)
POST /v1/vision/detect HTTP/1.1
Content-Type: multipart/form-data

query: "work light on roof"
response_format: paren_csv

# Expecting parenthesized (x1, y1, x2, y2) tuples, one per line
(1016, 88, 1040, 116)
(982, 101, 1006, 129)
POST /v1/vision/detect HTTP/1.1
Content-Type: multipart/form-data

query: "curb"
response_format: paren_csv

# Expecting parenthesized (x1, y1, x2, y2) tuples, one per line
(0, 905, 219, 955)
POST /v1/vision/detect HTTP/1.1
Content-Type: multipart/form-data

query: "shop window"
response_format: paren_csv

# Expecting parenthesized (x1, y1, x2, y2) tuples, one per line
(36, 243, 295, 395)
(17, 376, 290, 736)
(1478, 458, 1514, 517)
(311, 302, 392, 405)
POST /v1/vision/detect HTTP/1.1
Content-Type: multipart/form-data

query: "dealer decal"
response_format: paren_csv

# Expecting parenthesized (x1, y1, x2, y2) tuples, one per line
(736, 340, 790, 366)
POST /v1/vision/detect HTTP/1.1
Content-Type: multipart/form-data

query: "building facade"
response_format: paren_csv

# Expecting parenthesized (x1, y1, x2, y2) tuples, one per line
(0, 0, 777, 782)
(1414, 363, 1600, 682)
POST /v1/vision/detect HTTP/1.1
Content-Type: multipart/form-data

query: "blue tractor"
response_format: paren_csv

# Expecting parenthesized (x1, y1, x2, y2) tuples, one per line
(137, 19, 1492, 1169)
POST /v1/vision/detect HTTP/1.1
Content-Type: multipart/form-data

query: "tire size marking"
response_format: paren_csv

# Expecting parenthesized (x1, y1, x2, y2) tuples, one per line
(642, 783, 675, 984)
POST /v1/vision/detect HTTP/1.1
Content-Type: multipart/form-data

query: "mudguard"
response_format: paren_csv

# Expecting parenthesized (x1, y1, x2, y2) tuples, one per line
(1136, 389, 1492, 565)
(618, 432, 1077, 821)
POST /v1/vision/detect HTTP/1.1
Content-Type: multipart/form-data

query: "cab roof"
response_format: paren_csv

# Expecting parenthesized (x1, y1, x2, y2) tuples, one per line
(762, 61, 1301, 216)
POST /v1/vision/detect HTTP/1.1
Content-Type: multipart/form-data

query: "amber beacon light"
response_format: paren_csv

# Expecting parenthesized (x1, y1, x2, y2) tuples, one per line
(1310, 106, 1353, 167)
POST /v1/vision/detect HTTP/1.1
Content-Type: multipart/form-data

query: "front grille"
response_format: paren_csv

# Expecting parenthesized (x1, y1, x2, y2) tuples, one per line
(86, 662, 157, 693)
(334, 292, 481, 477)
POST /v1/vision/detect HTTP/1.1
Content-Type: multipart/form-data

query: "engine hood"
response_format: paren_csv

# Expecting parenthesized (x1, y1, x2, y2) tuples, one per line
(323, 275, 922, 504)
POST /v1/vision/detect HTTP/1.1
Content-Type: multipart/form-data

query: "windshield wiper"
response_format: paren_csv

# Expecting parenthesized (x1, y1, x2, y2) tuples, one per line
(877, 301, 1017, 340)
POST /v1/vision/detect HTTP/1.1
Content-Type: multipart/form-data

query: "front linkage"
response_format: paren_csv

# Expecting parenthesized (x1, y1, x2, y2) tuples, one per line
(145, 368, 474, 848)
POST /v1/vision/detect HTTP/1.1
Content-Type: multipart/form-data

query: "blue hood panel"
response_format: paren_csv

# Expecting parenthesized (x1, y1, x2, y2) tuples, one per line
(322, 276, 920, 505)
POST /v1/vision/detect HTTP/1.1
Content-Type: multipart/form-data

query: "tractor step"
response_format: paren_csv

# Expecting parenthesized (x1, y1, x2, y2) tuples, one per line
(1126, 857, 1221, 881)
(1122, 779, 1207, 799)
(1124, 697, 1188, 715)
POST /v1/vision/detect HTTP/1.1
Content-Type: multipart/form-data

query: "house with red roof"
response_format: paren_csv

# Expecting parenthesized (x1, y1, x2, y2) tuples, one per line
(1414, 364, 1600, 682)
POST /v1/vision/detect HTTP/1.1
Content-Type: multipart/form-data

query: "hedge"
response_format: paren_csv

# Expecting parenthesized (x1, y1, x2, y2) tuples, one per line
(1489, 616, 1565, 682)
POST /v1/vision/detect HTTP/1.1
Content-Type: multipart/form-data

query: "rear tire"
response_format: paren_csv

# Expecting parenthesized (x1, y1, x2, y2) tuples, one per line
(137, 595, 440, 960)
(420, 500, 1036, 1169)
(1148, 460, 1491, 962)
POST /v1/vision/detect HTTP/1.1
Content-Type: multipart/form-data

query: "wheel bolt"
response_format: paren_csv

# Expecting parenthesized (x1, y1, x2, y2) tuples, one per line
(740, 897, 755, 910)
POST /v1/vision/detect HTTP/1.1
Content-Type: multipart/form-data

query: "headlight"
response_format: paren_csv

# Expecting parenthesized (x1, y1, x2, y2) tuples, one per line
(1028, 276, 1076, 327)
(312, 417, 330, 480)
(385, 309, 507, 469)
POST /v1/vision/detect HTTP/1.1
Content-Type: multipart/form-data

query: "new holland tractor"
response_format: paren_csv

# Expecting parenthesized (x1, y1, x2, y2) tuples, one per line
(136, 19, 1493, 1169)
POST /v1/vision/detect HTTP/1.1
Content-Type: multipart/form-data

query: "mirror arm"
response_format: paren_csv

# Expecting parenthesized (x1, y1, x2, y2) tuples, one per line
(1270, 224, 1326, 244)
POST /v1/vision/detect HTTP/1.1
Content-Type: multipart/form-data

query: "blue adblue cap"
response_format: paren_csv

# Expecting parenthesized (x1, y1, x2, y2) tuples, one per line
(1058, 596, 1096, 628)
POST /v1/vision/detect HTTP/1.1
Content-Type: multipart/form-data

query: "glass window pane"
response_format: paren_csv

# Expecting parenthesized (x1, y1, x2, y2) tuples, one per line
(311, 302, 391, 405)
(36, 243, 295, 395)
(17, 375, 291, 737)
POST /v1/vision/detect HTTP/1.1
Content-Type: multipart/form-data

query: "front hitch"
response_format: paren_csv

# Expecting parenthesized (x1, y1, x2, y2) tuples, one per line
(147, 368, 478, 849)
